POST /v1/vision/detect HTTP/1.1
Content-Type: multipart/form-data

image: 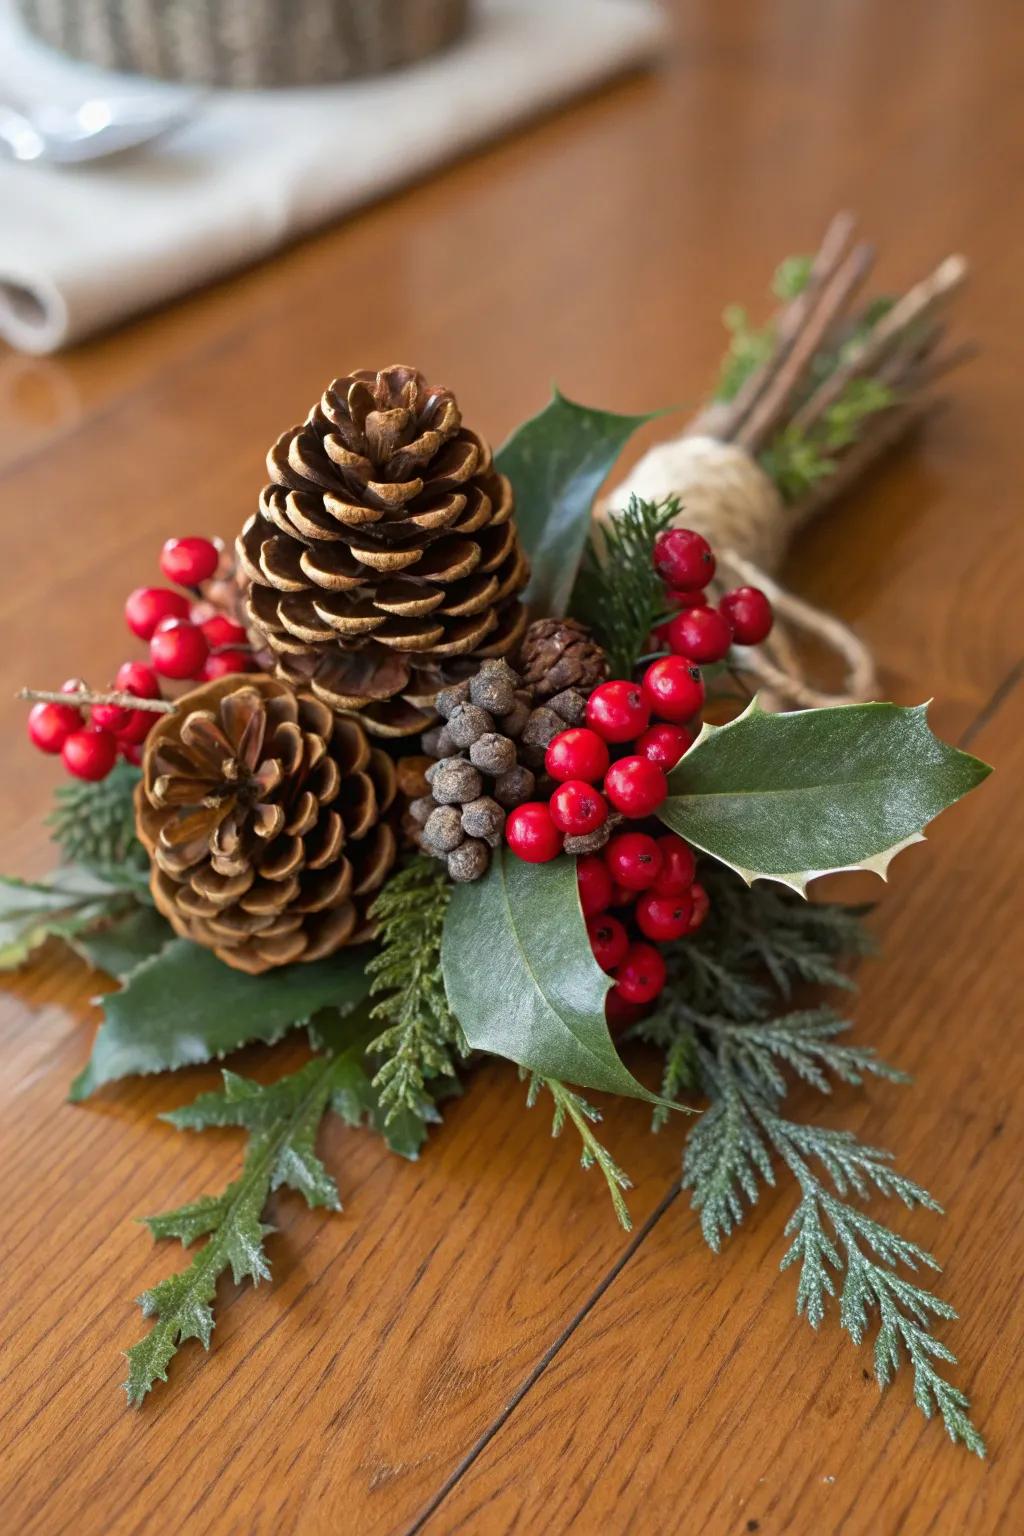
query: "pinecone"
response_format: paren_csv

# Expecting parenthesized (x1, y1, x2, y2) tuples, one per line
(517, 617, 608, 700)
(410, 659, 589, 880)
(135, 675, 397, 974)
(237, 366, 529, 739)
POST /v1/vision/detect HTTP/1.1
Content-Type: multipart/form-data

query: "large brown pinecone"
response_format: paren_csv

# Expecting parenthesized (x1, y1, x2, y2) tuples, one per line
(237, 366, 529, 739)
(517, 617, 608, 700)
(135, 675, 397, 974)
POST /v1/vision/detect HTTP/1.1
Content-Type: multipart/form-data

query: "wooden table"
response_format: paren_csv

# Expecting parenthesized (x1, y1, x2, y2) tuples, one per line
(2, 2, 1022, 1530)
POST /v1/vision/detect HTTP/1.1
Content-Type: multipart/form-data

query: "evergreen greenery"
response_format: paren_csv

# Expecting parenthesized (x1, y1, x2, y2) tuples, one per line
(571, 494, 680, 676)
(366, 859, 466, 1121)
(47, 761, 147, 874)
(526, 1072, 634, 1231)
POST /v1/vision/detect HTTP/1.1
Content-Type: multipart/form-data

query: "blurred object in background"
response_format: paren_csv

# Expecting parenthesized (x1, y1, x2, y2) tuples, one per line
(12, 0, 471, 88)
(0, 0, 667, 353)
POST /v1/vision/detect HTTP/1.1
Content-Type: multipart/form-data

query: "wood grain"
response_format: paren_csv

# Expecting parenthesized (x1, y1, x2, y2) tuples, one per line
(1, 1, 1023, 1531)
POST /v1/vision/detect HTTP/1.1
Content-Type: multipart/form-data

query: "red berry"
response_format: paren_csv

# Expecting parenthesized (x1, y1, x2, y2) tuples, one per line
(613, 942, 667, 1005)
(605, 988, 650, 1034)
(160, 536, 220, 587)
(125, 586, 190, 641)
(667, 606, 733, 665)
(505, 802, 563, 863)
(545, 727, 610, 784)
(150, 617, 209, 680)
(62, 727, 118, 781)
(604, 755, 667, 818)
(636, 723, 694, 772)
(719, 585, 774, 646)
(61, 677, 86, 695)
(577, 854, 614, 917)
(586, 680, 650, 744)
(587, 913, 630, 972)
(642, 656, 705, 723)
(636, 889, 694, 942)
(92, 701, 132, 732)
(27, 701, 80, 754)
(665, 587, 709, 610)
(653, 834, 697, 895)
(549, 780, 608, 836)
(605, 832, 663, 891)
(687, 881, 710, 933)
(114, 709, 157, 745)
(653, 529, 716, 590)
(120, 742, 145, 766)
(200, 613, 248, 649)
(202, 650, 254, 680)
(115, 660, 161, 699)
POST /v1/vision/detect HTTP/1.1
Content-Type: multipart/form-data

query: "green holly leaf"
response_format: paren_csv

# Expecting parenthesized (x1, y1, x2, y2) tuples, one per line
(657, 699, 991, 892)
(0, 867, 141, 971)
(496, 388, 659, 618)
(66, 904, 173, 979)
(441, 848, 669, 1104)
(70, 939, 372, 1101)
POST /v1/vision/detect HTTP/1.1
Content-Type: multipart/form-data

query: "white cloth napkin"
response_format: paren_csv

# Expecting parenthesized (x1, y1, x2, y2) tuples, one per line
(0, 0, 666, 353)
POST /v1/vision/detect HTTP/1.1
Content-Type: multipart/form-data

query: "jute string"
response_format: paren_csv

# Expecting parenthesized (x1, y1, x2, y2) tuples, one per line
(598, 435, 878, 709)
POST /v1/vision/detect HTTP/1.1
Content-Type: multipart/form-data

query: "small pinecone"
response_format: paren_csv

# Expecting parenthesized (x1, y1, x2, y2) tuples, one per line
(135, 675, 397, 974)
(412, 658, 588, 880)
(518, 617, 608, 701)
(238, 366, 529, 740)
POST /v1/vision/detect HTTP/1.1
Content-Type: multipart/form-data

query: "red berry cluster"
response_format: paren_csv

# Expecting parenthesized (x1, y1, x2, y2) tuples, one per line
(504, 661, 709, 1014)
(652, 528, 774, 662)
(27, 535, 256, 782)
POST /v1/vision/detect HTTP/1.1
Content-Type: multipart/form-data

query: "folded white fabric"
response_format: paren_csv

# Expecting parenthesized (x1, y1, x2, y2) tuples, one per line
(0, 0, 666, 353)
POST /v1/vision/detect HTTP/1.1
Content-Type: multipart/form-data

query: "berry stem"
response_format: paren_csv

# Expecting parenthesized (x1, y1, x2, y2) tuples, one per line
(17, 687, 174, 714)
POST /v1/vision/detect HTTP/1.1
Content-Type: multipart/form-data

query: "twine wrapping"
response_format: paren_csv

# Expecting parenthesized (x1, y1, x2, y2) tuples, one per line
(599, 434, 879, 710)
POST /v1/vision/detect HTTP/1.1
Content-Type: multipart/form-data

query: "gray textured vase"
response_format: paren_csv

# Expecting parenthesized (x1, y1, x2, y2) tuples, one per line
(13, 0, 471, 87)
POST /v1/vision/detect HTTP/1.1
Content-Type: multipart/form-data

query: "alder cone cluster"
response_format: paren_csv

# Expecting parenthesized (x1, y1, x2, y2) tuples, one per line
(518, 617, 609, 700)
(238, 366, 529, 738)
(135, 675, 397, 974)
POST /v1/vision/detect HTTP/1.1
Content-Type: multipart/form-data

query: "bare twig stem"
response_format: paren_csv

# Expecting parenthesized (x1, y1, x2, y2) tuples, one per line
(18, 687, 174, 713)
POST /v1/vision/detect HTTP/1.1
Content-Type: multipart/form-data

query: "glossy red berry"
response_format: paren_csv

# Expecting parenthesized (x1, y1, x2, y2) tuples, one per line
(585, 680, 650, 744)
(115, 709, 157, 745)
(199, 613, 248, 649)
(545, 727, 610, 784)
(667, 606, 733, 665)
(653, 528, 715, 590)
(642, 656, 705, 723)
(150, 617, 209, 680)
(92, 700, 132, 732)
(719, 585, 774, 645)
(687, 882, 710, 933)
(61, 727, 118, 781)
(636, 889, 694, 942)
(603, 755, 667, 818)
(605, 988, 649, 1034)
(636, 723, 694, 772)
(577, 854, 614, 917)
(120, 742, 145, 766)
(605, 832, 663, 891)
(125, 586, 190, 641)
(613, 942, 667, 1005)
(115, 660, 161, 699)
(505, 802, 563, 863)
(549, 780, 608, 836)
(587, 913, 630, 973)
(202, 650, 253, 681)
(665, 587, 709, 610)
(27, 701, 81, 754)
(160, 536, 220, 587)
(653, 834, 697, 895)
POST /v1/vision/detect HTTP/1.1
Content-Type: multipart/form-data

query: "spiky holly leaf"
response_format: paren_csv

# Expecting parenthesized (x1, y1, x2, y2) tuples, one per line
(0, 867, 146, 971)
(496, 388, 659, 618)
(657, 699, 990, 892)
(442, 848, 671, 1105)
(71, 939, 372, 1100)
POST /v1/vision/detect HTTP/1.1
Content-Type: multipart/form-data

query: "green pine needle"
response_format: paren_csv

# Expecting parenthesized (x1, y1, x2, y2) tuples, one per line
(527, 1072, 634, 1231)
(366, 859, 466, 1122)
(47, 762, 147, 874)
(571, 493, 681, 677)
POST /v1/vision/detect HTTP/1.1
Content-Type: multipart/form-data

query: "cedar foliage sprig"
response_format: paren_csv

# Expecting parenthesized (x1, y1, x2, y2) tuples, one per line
(629, 862, 984, 1455)
(366, 859, 466, 1121)
(526, 1072, 633, 1231)
(571, 494, 681, 676)
(47, 761, 147, 874)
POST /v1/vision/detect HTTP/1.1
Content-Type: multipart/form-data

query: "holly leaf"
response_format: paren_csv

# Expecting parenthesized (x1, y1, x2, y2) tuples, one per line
(0, 867, 141, 971)
(441, 848, 669, 1104)
(65, 904, 173, 979)
(496, 388, 659, 618)
(70, 939, 372, 1101)
(657, 699, 991, 892)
